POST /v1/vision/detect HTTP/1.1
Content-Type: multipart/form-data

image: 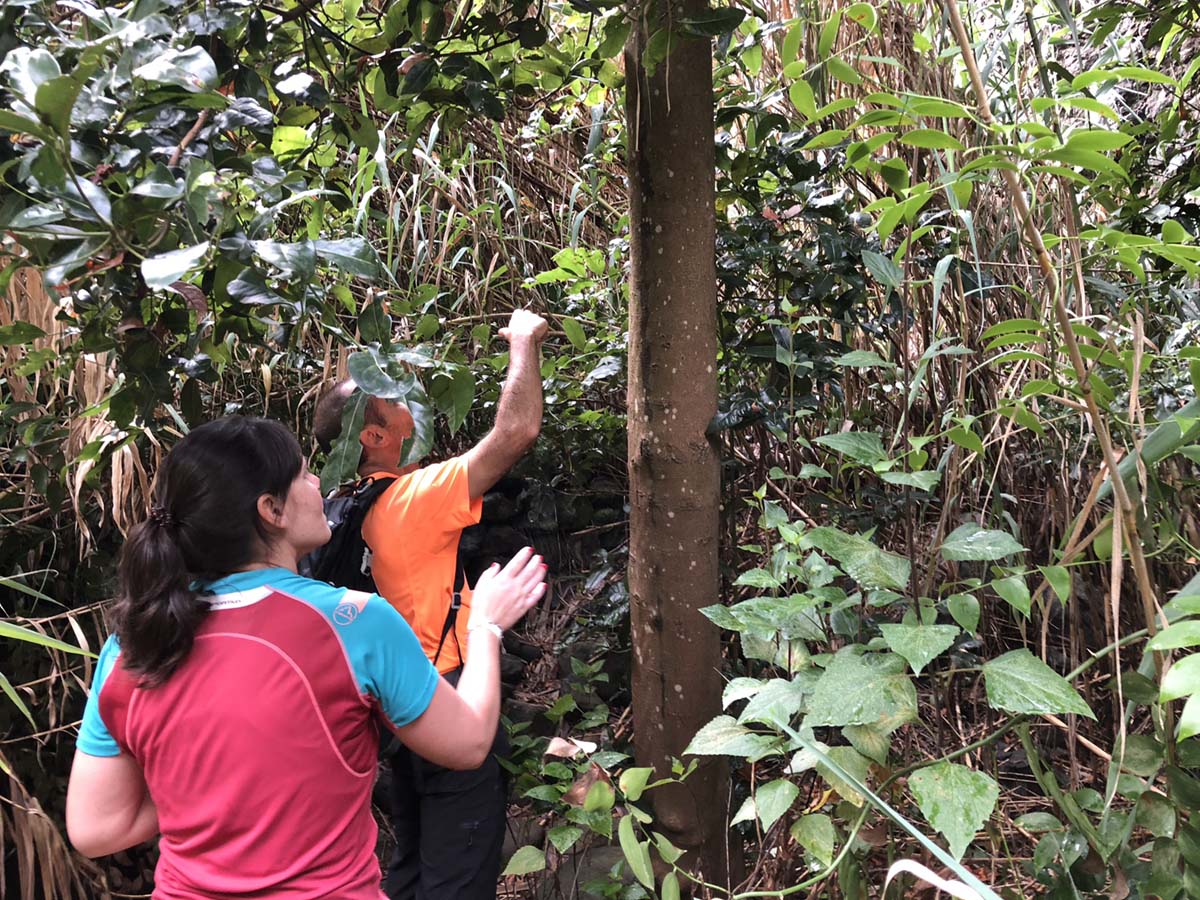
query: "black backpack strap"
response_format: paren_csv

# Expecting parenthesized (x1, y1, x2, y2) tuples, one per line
(432, 541, 467, 667)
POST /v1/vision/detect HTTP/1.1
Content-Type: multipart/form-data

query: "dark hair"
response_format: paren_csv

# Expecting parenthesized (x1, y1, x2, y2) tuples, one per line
(313, 379, 385, 453)
(112, 416, 303, 685)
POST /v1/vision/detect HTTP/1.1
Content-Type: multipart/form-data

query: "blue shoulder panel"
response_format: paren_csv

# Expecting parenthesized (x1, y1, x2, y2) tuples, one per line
(77, 634, 122, 757)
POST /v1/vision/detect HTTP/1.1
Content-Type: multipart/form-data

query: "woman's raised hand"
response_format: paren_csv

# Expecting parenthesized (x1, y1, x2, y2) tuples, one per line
(468, 547, 546, 632)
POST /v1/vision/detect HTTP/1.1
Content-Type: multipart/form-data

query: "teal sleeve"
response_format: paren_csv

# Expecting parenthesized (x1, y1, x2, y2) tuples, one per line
(77, 634, 122, 757)
(342, 595, 440, 728)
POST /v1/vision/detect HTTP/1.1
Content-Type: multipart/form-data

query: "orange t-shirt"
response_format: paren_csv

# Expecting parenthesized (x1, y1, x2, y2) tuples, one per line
(362, 457, 483, 674)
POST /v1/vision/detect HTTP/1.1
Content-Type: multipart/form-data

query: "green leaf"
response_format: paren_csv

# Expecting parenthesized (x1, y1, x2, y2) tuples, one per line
(791, 813, 837, 866)
(992, 575, 1031, 617)
(1148, 621, 1200, 652)
(940, 523, 1026, 561)
(561, 316, 587, 350)
(0, 620, 91, 655)
(835, 349, 895, 369)
(1039, 565, 1072, 603)
(662, 872, 680, 900)
(1180, 695, 1200, 741)
(878, 624, 959, 675)
(946, 426, 985, 457)
(685, 715, 779, 760)
(141, 242, 209, 290)
(0, 321, 47, 346)
(880, 470, 940, 491)
(860, 249, 903, 293)
(618, 767, 654, 802)
(899, 129, 965, 151)
(982, 649, 1095, 719)
(806, 650, 917, 728)
(738, 677, 811, 729)
(1162, 654, 1200, 703)
(320, 390, 368, 494)
(947, 593, 980, 633)
(547, 825, 583, 853)
(816, 745, 871, 806)
(314, 238, 386, 280)
(818, 10, 841, 57)
(501, 845, 545, 876)
(908, 762, 999, 859)
(583, 778, 615, 813)
(254, 239, 316, 280)
(678, 7, 746, 37)
(805, 526, 911, 590)
(812, 431, 886, 465)
(756, 778, 799, 832)
(618, 815, 654, 888)
(789, 79, 817, 121)
(133, 47, 219, 92)
(0, 670, 34, 726)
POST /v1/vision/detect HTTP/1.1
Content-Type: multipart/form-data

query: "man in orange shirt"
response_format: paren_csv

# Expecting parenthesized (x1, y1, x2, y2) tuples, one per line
(313, 309, 548, 899)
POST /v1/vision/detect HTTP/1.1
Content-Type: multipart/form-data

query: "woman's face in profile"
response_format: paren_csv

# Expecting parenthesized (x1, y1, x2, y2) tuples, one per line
(281, 464, 331, 557)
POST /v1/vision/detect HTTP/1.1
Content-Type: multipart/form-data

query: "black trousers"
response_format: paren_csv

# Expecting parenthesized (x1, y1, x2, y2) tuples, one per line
(383, 673, 509, 900)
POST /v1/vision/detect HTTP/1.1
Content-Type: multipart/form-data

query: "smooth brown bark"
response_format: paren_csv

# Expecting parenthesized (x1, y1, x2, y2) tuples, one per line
(624, 0, 730, 886)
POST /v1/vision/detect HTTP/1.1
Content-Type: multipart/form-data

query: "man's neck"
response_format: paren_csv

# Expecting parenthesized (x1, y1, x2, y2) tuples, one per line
(358, 459, 419, 478)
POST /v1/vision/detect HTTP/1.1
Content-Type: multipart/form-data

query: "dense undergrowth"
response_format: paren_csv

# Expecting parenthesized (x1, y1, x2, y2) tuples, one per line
(3, 0, 1200, 897)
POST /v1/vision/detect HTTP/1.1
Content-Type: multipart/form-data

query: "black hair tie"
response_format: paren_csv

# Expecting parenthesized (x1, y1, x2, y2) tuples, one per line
(148, 506, 177, 528)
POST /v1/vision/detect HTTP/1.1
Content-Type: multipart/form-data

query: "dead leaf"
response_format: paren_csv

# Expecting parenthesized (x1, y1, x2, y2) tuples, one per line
(562, 762, 612, 807)
(544, 737, 598, 760)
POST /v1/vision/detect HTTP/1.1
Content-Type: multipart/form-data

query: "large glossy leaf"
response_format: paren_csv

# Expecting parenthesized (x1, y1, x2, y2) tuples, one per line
(684, 715, 780, 760)
(908, 762, 999, 859)
(806, 649, 917, 728)
(982, 649, 1094, 718)
(319, 390, 367, 494)
(500, 845, 545, 876)
(755, 778, 799, 832)
(812, 430, 887, 465)
(314, 237, 386, 281)
(791, 813, 837, 866)
(940, 523, 1026, 561)
(141, 242, 209, 289)
(804, 526, 911, 590)
(133, 46, 219, 92)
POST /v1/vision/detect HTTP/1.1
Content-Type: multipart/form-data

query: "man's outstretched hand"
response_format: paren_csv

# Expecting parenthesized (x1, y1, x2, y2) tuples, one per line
(499, 309, 549, 344)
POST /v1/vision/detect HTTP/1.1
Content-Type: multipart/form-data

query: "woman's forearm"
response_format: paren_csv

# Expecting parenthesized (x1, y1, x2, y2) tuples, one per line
(453, 627, 503, 758)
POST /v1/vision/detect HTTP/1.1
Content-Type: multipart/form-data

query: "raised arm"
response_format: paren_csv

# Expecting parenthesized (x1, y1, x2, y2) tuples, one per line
(465, 309, 548, 500)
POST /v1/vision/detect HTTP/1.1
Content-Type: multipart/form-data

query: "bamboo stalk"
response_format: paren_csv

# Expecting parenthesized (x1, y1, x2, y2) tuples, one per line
(941, 3, 1166, 667)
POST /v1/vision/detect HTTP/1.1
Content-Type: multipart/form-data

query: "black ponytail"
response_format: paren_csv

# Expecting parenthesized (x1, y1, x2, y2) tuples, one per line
(111, 416, 304, 685)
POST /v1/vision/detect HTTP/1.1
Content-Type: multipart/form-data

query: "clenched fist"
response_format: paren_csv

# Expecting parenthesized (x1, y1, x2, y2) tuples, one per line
(499, 309, 549, 345)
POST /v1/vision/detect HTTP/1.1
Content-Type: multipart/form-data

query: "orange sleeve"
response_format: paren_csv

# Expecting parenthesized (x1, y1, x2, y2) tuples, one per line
(374, 457, 482, 541)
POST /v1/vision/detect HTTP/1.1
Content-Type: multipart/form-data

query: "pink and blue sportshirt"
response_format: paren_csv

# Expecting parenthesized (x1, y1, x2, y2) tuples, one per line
(77, 568, 440, 899)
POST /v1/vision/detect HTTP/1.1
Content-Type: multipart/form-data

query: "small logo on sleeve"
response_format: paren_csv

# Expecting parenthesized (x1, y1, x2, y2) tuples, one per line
(332, 591, 370, 626)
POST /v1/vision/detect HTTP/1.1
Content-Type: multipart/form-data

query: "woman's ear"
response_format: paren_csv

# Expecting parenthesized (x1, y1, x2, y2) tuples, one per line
(256, 492, 286, 529)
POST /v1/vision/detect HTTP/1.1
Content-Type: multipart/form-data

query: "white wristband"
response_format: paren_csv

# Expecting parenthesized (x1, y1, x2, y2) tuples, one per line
(468, 621, 503, 640)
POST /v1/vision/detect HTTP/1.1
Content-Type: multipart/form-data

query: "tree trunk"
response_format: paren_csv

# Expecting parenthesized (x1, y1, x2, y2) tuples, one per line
(624, 0, 731, 886)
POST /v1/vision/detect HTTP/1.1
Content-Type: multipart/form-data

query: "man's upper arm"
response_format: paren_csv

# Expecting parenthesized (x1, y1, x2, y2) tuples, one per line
(464, 432, 517, 500)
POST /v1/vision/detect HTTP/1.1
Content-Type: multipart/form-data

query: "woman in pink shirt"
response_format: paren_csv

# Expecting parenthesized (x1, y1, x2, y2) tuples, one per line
(67, 416, 545, 898)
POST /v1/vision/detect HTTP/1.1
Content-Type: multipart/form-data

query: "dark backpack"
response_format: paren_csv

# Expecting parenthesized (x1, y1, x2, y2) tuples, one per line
(299, 476, 466, 666)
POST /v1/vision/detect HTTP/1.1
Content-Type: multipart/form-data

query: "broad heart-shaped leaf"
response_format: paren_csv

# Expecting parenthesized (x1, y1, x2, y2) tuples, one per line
(547, 825, 583, 854)
(991, 575, 1031, 617)
(314, 237, 386, 281)
(804, 526, 910, 590)
(947, 593, 980, 632)
(791, 813, 837, 866)
(908, 762, 999, 859)
(141, 242, 209, 290)
(982, 649, 1095, 719)
(880, 470, 941, 491)
(319, 390, 367, 494)
(878, 624, 959, 676)
(812, 431, 887, 465)
(501, 845, 545, 876)
(226, 269, 291, 308)
(755, 778, 799, 832)
(940, 523, 1026, 561)
(678, 6, 745, 36)
(805, 649, 917, 728)
(684, 715, 780, 761)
